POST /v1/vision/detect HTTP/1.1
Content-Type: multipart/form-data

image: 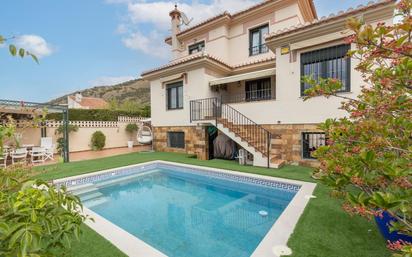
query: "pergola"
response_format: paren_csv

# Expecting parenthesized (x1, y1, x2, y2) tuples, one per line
(0, 99, 70, 162)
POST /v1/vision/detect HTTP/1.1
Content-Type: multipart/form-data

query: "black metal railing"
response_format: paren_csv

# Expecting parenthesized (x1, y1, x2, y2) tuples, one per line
(302, 132, 327, 159)
(249, 44, 269, 56)
(190, 97, 272, 167)
(222, 88, 275, 104)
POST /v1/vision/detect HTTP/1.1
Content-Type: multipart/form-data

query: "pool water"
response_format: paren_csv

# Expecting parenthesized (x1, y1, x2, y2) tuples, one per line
(77, 167, 297, 257)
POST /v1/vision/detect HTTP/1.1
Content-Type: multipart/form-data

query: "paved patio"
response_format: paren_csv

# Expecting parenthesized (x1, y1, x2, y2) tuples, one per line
(38, 145, 152, 165)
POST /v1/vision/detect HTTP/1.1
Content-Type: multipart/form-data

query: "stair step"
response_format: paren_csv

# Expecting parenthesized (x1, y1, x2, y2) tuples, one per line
(270, 158, 286, 169)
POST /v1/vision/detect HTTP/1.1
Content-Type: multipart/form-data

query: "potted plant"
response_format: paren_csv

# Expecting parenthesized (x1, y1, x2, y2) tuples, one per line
(125, 123, 138, 148)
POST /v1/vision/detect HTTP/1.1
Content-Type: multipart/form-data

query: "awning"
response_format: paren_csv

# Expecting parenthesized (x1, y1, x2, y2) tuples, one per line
(209, 68, 275, 86)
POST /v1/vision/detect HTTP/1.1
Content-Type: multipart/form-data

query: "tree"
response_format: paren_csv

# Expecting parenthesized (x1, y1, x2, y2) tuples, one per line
(303, 0, 412, 255)
(0, 34, 38, 63)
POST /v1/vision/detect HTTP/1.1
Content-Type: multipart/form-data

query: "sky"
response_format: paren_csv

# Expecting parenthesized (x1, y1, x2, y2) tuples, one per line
(0, 0, 373, 102)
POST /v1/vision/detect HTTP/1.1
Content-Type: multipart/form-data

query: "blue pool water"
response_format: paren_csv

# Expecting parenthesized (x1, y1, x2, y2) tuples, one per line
(77, 166, 297, 257)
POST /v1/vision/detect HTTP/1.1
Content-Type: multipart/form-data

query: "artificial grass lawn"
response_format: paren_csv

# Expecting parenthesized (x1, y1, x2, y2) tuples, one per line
(35, 152, 390, 257)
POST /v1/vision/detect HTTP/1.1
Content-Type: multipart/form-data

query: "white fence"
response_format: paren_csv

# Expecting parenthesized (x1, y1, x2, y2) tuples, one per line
(14, 116, 148, 153)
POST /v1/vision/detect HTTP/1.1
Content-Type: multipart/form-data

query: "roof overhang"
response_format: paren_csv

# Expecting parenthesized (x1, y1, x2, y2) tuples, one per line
(141, 56, 232, 81)
(265, 0, 396, 50)
(209, 68, 276, 86)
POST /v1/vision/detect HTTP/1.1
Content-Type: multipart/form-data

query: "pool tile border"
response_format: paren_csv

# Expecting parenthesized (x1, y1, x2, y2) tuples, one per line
(54, 161, 300, 192)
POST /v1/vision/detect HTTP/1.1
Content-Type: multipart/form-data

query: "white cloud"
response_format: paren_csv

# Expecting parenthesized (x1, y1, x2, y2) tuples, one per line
(122, 30, 170, 59)
(90, 75, 136, 87)
(126, 0, 261, 31)
(108, 0, 260, 58)
(14, 34, 54, 58)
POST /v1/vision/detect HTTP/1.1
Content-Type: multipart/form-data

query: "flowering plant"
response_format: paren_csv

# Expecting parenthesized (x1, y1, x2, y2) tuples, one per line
(303, 1, 412, 255)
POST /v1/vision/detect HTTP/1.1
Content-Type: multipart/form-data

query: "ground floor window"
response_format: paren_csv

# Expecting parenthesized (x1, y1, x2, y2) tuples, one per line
(302, 132, 327, 159)
(245, 78, 272, 101)
(166, 81, 183, 110)
(168, 132, 185, 149)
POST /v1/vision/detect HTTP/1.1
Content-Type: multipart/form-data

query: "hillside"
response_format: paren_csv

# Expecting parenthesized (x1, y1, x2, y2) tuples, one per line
(50, 79, 150, 106)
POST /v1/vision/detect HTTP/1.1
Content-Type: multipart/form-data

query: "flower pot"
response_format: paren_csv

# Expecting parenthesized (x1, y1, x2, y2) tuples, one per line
(127, 141, 134, 148)
(375, 211, 412, 243)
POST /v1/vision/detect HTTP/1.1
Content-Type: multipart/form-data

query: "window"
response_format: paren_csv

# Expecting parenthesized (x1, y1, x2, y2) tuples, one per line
(245, 78, 272, 101)
(249, 24, 269, 56)
(168, 132, 185, 149)
(301, 44, 351, 96)
(188, 41, 205, 55)
(302, 132, 327, 159)
(167, 81, 183, 110)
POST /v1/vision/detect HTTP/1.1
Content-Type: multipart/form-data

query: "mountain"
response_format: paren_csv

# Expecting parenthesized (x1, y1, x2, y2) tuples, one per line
(49, 79, 150, 106)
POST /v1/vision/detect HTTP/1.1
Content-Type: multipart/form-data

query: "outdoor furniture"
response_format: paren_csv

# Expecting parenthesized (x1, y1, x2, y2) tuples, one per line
(0, 151, 8, 168)
(40, 137, 54, 161)
(11, 148, 28, 164)
(30, 147, 46, 164)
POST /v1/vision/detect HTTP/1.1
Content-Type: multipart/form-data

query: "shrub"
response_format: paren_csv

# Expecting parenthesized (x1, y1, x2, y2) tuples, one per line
(0, 165, 87, 256)
(46, 108, 149, 122)
(55, 124, 79, 154)
(125, 123, 138, 140)
(91, 131, 106, 151)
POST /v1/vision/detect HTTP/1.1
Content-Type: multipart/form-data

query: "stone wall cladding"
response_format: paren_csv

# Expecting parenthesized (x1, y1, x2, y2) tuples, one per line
(153, 126, 208, 160)
(263, 124, 322, 168)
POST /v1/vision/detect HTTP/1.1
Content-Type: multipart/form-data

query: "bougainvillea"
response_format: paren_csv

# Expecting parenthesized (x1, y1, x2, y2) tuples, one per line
(303, 0, 412, 256)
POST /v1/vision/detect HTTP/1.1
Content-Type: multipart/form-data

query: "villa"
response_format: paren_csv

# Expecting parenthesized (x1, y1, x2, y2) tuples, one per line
(141, 0, 396, 168)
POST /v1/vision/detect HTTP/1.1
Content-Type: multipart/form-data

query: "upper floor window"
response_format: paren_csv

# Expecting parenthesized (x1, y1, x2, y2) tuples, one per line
(245, 78, 272, 101)
(249, 24, 269, 56)
(167, 81, 183, 110)
(301, 44, 351, 96)
(188, 41, 205, 55)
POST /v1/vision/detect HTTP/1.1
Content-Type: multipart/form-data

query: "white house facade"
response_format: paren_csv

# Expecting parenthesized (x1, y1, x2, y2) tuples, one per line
(141, 0, 396, 168)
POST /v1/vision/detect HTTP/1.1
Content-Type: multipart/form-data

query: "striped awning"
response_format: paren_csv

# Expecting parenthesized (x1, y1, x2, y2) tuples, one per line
(209, 68, 275, 86)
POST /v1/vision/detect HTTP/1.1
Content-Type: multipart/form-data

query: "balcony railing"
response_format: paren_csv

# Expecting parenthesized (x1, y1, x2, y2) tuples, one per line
(249, 44, 269, 56)
(222, 88, 274, 104)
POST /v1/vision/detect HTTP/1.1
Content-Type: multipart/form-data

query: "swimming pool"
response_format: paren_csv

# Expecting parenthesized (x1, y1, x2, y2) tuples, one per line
(55, 161, 316, 257)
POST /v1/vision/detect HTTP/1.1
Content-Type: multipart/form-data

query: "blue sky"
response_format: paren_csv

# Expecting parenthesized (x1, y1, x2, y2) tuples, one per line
(0, 0, 372, 102)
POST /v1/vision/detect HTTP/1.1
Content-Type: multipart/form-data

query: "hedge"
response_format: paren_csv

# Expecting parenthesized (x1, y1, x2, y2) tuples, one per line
(46, 108, 150, 121)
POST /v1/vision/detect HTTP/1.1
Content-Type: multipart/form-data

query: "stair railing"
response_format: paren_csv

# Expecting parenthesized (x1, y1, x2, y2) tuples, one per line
(190, 97, 272, 168)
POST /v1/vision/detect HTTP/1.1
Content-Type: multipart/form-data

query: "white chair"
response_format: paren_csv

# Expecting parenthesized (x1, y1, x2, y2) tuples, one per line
(30, 147, 46, 164)
(11, 148, 28, 165)
(0, 151, 8, 168)
(40, 137, 54, 161)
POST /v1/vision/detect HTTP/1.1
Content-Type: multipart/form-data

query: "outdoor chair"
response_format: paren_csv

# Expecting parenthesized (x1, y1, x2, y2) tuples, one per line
(11, 148, 28, 165)
(0, 151, 8, 168)
(30, 147, 46, 164)
(40, 137, 54, 161)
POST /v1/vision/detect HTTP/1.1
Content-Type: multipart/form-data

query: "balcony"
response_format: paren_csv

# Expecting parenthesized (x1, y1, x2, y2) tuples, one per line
(249, 44, 269, 56)
(221, 88, 275, 104)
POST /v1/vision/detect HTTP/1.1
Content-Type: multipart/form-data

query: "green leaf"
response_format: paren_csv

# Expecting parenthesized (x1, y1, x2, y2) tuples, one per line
(9, 44, 17, 56)
(19, 48, 25, 58)
(0, 35, 4, 44)
(28, 53, 39, 64)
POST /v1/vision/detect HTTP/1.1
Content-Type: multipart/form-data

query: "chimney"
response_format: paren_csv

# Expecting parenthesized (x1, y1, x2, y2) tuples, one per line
(75, 92, 82, 103)
(169, 4, 182, 59)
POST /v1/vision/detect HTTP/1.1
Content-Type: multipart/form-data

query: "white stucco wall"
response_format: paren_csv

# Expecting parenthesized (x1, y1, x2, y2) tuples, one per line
(150, 68, 218, 127)
(173, 2, 303, 66)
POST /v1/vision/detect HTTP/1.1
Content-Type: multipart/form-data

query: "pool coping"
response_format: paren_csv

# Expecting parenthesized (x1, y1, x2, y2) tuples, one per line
(54, 160, 316, 257)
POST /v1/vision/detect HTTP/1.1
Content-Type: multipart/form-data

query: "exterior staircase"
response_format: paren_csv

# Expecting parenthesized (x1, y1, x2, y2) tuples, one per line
(190, 97, 285, 168)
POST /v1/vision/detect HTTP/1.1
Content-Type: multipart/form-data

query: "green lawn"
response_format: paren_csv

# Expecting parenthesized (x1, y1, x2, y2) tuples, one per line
(35, 152, 390, 257)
